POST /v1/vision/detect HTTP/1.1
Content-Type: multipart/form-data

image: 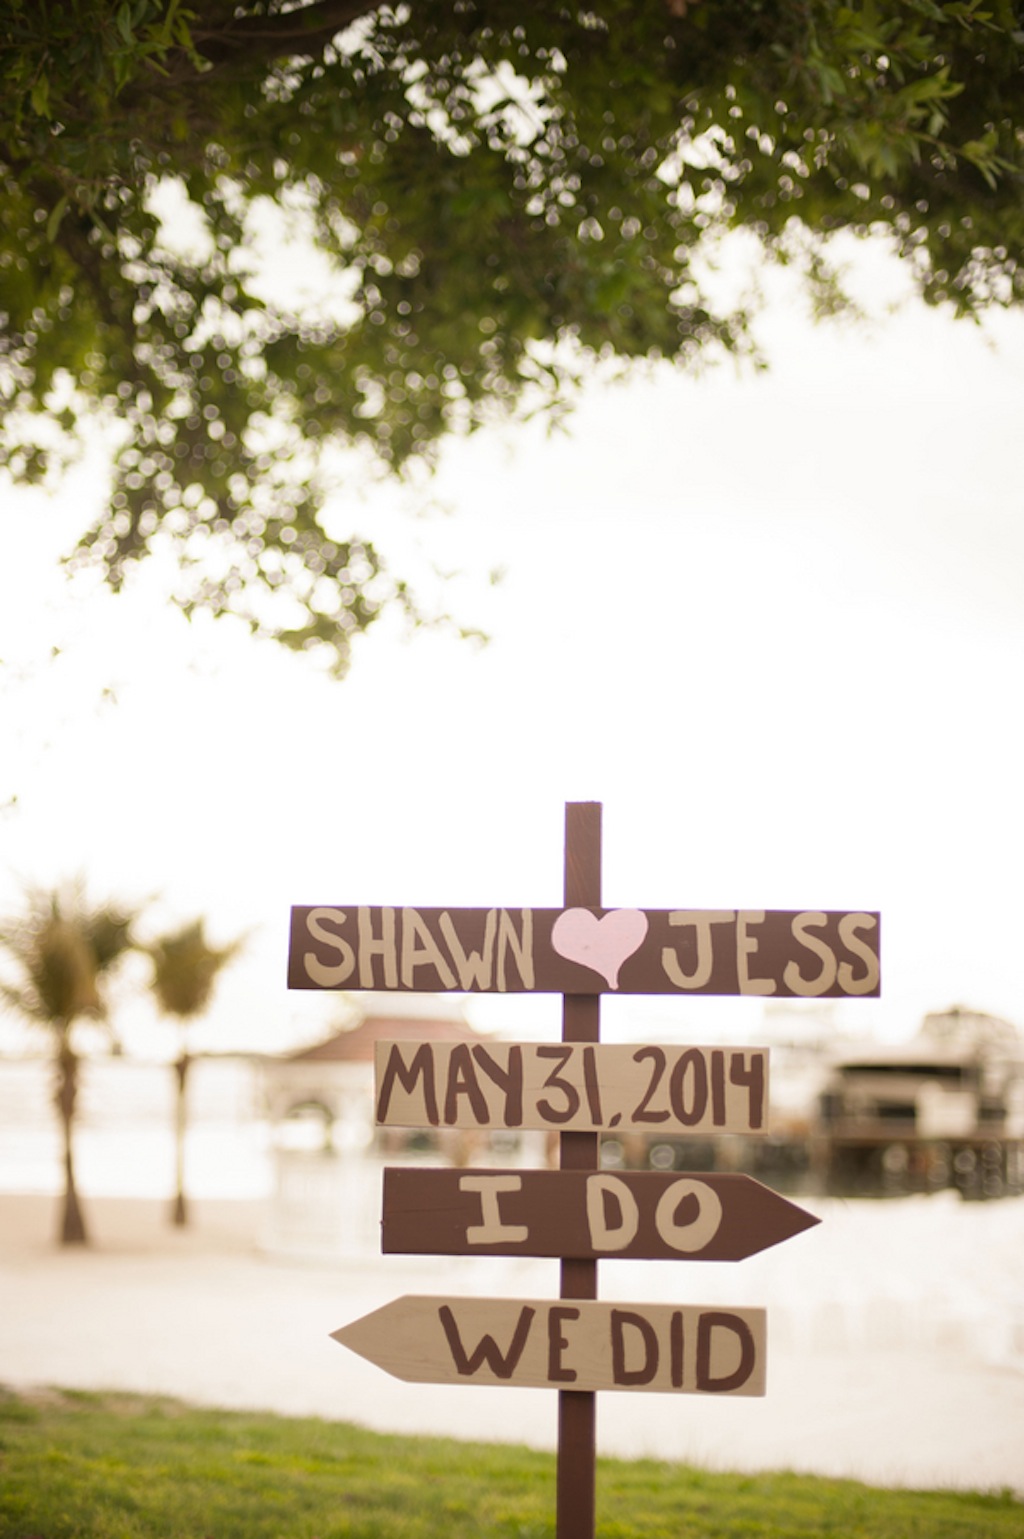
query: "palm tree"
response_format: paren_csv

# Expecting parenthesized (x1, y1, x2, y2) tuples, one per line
(0, 883, 136, 1245)
(147, 918, 243, 1226)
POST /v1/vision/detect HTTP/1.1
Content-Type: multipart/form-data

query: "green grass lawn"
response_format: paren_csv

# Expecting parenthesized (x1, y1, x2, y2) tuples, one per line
(0, 1386, 1020, 1539)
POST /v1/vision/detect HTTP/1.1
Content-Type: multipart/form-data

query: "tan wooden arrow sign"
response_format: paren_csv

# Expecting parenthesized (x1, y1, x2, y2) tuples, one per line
(381, 1168, 820, 1262)
(332, 1296, 767, 1396)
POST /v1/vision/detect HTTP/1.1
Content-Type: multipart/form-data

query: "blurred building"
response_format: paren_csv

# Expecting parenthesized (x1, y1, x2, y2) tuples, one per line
(593, 1005, 1024, 1200)
(811, 1006, 1024, 1198)
(264, 1009, 493, 1164)
(260, 1006, 536, 1256)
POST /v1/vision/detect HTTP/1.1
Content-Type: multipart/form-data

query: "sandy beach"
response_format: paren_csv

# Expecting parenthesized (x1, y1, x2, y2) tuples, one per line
(2, 1186, 1023, 1494)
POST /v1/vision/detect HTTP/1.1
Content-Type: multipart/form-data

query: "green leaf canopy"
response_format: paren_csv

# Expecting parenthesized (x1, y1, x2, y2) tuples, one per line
(2, 1, 1022, 669)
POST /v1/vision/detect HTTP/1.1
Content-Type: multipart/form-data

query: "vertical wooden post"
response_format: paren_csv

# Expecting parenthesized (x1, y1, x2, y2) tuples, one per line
(557, 800, 601, 1539)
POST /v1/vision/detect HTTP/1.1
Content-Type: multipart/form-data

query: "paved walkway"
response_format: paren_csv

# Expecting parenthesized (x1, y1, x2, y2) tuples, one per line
(2, 1190, 1023, 1494)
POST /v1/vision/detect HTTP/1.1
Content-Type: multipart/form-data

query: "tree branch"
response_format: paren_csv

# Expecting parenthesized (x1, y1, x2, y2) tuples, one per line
(191, 0, 380, 71)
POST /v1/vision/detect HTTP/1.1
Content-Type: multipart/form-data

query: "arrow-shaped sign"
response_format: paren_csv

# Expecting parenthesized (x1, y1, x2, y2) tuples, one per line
(333, 1296, 767, 1396)
(381, 1168, 819, 1262)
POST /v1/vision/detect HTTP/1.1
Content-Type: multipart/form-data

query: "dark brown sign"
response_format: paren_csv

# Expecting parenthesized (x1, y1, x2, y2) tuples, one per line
(289, 905, 880, 997)
(333, 1295, 766, 1395)
(382, 1168, 820, 1262)
(374, 1040, 770, 1135)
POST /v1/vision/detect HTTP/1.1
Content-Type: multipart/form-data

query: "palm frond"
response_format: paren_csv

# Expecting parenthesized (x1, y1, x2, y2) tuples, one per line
(148, 917, 244, 1020)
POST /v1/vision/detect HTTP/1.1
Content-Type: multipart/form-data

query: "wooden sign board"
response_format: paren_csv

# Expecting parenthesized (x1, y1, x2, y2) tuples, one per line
(381, 1168, 820, 1262)
(289, 905, 880, 998)
(375, 1039, 770, 1135)
(333, 1296, 766, 1396)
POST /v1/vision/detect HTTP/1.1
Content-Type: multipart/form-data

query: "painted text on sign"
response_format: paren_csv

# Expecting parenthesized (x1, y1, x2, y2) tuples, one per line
(289, 906, 880, 997)
(381, 1168, 819, 1261)
(333, 1296, 767, 1396)
(374, 1040, 770, 1136)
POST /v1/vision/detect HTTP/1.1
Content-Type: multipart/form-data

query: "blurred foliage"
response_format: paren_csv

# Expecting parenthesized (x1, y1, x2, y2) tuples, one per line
(147, 916, 242, 1020)
(2, 1, 1023, 669)
(0, 880, 137, 1242)
(0, 880, 135, 1033)
(145, 914, 243, 1225)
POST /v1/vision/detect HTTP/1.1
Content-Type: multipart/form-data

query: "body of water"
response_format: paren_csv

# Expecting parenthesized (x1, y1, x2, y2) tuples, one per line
(0, 1055, 273, 1199)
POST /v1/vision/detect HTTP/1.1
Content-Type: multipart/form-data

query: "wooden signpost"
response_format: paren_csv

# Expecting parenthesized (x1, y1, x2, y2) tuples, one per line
(288, 803, 879, 1539)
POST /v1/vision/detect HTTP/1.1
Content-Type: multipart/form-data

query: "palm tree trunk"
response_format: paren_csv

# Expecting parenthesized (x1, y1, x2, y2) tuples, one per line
(171, 1052, 190, 1226)
(55, 1037, 88, 1246)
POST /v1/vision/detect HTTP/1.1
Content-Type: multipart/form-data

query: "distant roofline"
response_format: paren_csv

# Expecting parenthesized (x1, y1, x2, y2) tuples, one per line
(282, 1012, 489, 1064)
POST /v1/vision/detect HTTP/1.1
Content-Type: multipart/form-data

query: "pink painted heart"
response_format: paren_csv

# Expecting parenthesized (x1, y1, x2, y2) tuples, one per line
(550, 908, 649, 991)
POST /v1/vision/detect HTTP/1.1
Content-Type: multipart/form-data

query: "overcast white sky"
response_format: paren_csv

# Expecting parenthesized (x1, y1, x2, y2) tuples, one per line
(2, 235, 1022, 1058)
